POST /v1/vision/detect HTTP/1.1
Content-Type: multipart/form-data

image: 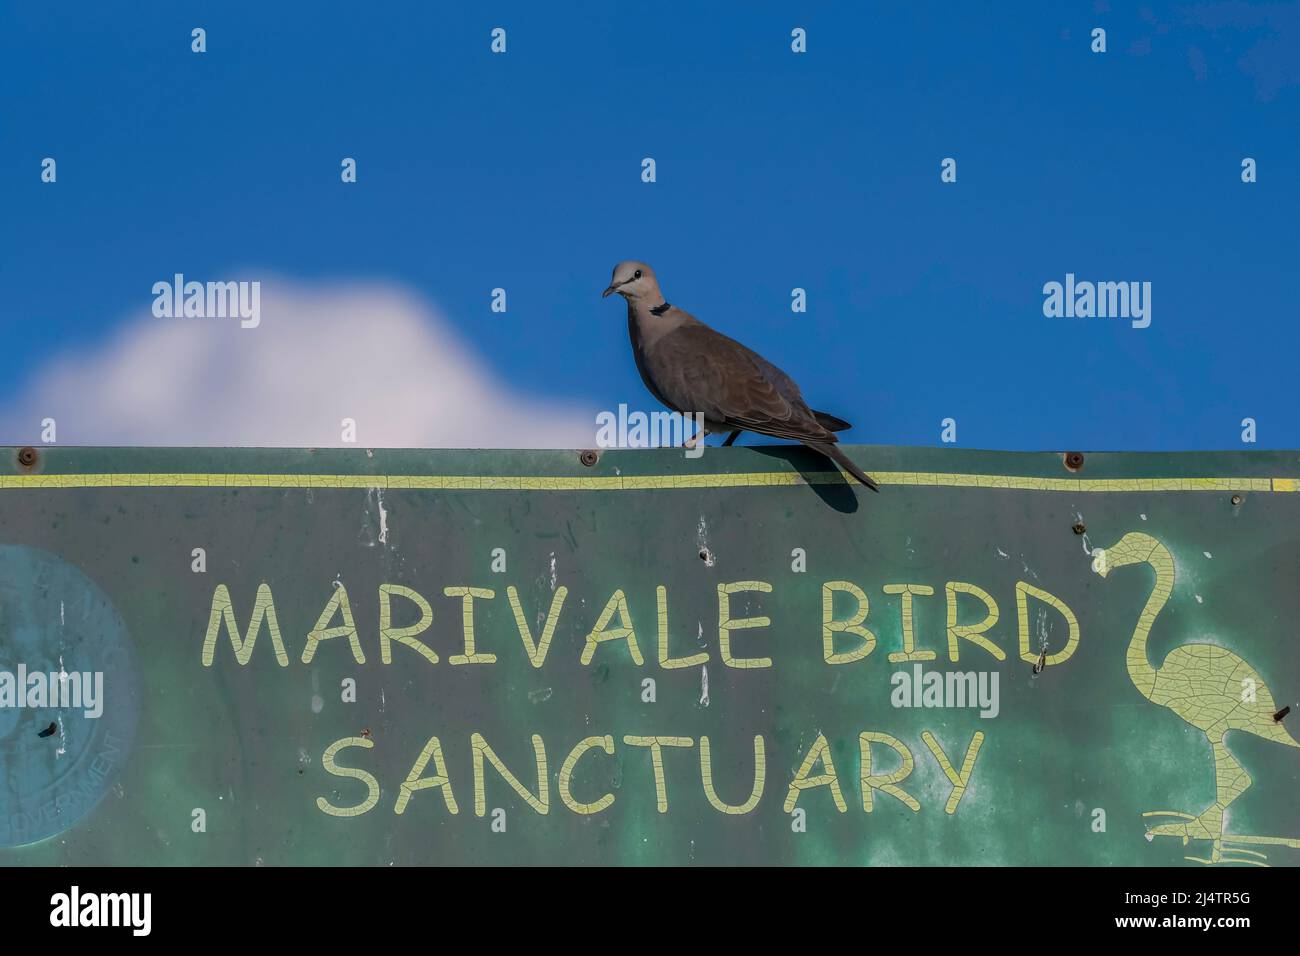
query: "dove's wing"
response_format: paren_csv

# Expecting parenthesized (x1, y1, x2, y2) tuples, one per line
(649, 322, 837, 444)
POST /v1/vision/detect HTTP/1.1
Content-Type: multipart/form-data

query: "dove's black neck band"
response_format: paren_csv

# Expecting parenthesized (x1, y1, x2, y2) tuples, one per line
(649, 301, 671, 316)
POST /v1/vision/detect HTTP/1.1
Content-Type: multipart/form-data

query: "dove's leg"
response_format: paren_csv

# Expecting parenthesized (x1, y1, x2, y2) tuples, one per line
(683, 427, 711, 450)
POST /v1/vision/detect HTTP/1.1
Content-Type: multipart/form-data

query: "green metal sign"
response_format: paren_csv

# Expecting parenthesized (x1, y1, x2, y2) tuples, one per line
(1, 445, 1297, 866)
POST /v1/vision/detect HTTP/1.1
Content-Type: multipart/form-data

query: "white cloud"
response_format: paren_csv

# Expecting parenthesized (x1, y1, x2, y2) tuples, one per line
(0, 278, 599, 448)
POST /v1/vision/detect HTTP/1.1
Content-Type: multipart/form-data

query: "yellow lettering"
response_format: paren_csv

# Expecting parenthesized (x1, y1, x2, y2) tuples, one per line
(622, 735, 694, 813)
(471, 733, 548, 816)
(859, 731, 920, 812)
(945, 581, 1004, 662)
(302, 584, 365, 665)
(821, 580, 876, 664)
(559, 735, 616, 814)
(658, 585, 708, 668)
(718, 581, 773, 669)
(883, 584, 938, 662)
(507, 584, 567, 668)
(379, 584, 437, 665)
(395, 735, 458, 815)
(1016, 582, 1080, 666)
(921, 730, 985, 814)
(317, 736, 380, 817)
(784, 733, 847, 813)
(700, 735, 765, 814)
(445, 586, 497, 665)
(201, 583, 288, 667)
(581, 589, 644, 666)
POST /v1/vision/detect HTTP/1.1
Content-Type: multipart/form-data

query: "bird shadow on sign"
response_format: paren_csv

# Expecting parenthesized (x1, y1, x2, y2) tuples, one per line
(744, 445, 860, 513)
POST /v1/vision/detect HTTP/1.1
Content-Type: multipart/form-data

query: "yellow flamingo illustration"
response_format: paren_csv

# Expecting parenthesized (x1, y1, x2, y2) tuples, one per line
(1095, 532, 1299, 865)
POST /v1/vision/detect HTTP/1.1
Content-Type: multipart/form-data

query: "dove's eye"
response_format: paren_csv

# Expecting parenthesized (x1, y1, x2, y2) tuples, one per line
(634, 270, 642, 279)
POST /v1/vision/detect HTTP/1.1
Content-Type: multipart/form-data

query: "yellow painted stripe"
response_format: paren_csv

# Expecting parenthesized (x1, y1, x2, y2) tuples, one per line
(0, 471, 1287, 493)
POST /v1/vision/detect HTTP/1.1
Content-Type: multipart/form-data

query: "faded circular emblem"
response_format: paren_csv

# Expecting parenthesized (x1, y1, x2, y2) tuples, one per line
(0, 545, 139, 847)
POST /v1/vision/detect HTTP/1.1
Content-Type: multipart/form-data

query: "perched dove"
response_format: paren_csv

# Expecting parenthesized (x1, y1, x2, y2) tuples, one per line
(603, 260, 878, 491)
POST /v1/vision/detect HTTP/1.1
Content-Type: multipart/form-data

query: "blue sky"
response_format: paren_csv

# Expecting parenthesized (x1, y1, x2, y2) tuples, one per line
(1, 1, 1297, 449)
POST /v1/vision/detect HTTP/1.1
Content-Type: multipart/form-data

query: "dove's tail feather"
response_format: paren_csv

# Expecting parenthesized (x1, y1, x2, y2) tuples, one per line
(806, 441, 880, 492)
(723, 413, 846, 446)
(812, 411, 852, 432)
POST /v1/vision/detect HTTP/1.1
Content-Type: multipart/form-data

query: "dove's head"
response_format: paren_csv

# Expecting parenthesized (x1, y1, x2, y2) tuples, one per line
(602, 261, 661, 301)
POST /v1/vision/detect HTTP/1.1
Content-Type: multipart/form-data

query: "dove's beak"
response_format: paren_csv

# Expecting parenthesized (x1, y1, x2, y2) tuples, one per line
(602, 284, 617, 298)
